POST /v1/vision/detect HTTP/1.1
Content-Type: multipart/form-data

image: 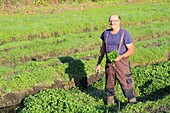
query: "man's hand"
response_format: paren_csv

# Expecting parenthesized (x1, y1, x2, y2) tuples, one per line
(96, 64, 101, 73)
(114, 55, 123, 61)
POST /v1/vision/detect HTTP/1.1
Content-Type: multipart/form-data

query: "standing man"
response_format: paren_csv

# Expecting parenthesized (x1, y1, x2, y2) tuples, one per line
(96, 14, 137, 104)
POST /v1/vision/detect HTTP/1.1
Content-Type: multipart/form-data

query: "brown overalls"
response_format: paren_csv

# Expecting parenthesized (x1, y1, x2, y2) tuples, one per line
(104, 30, 136, 100)
(105, 58, 136, 100)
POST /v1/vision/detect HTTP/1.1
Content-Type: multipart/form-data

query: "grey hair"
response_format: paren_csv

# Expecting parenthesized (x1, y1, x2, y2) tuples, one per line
(108, 15, 121, 22)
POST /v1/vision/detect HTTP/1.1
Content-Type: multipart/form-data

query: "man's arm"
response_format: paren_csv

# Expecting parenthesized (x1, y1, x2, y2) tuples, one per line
(122, 43, 134, 58)
(96, 41, 105, 72)
(115, 43, 134, 61)
(97, 41, 106, 65)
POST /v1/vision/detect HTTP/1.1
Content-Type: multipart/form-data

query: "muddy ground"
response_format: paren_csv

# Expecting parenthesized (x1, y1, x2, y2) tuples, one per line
(0, 73, 104, 112)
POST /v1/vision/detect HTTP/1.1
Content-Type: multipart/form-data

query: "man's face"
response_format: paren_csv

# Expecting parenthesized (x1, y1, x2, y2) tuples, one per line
(109, 15, 120, 29)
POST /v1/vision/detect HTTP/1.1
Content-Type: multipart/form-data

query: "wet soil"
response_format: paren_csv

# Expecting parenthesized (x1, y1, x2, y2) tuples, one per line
(0, 73, 104, 112)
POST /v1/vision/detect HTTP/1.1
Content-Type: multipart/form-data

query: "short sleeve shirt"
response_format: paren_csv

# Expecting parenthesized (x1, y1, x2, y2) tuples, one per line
(100, 28, 133, 55)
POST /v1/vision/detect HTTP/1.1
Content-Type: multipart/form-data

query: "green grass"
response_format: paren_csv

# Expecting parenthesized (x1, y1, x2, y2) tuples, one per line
(0, 2, 169, 44)
(16, 60, 170, 113)
(0, 0, 170, 110)
(0, 34, 169, 96)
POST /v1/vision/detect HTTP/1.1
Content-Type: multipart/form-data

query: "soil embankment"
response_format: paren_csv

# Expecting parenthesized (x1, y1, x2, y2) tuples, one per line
(0, 73, 104, 111)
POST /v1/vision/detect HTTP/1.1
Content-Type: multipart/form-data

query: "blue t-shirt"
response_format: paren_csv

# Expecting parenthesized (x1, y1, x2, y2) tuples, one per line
(100, 28, 132, 55)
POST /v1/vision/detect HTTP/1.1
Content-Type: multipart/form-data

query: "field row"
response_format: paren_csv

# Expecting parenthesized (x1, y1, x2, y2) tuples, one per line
(16, 60, 170, 113)
(0, 1, 170, 109)
(0, 35, 169, 97)
(1, 19, 170, 67)
(0, 3, 169, 45)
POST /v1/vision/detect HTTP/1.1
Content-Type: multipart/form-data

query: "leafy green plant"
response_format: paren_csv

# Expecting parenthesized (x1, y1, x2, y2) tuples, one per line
(1, 1, 170, 110)
(17, 60, 170, 113)
(107, 50, 118, 62)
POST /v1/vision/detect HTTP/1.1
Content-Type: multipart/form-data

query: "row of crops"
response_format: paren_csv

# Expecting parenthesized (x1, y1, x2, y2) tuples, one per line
(0, 34, 169, 94)
(0, 0, 170, 112)
(16, 60, 170, 112)
(0, 2, 170, 45)
(0, 0, 125, 6)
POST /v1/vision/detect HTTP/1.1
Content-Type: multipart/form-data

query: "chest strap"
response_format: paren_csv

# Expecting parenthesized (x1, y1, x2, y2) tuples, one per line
(105, 29, 125, 55)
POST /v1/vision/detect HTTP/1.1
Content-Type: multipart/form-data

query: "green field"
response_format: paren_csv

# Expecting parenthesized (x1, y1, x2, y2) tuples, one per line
(0, 0, 170, 112)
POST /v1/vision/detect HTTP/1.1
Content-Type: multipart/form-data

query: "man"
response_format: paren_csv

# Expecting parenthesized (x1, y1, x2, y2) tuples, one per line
(96, 14, 137, 105)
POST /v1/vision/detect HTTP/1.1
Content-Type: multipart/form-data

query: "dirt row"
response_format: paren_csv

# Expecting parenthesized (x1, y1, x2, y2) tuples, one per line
(0, 72, 104, 110)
